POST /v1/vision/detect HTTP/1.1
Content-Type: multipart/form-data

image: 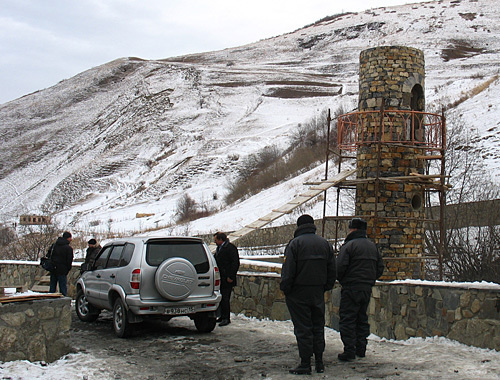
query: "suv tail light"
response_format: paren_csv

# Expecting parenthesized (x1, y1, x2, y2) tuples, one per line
(130, 269, 141, 289)
(214, 266, 220, 287)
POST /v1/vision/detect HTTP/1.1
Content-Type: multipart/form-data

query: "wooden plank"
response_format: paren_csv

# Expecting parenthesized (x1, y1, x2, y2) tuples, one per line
(230, 227, 258, 237)
(208, 169, 356, 253)
(256, 211, 285, 222)
(246, 219, 271, 229)
(309, 184, 332, 191)
(416, 155, 442, 160)
(298, 191, 321, 197)
(273, 203, 302, 213)
(31, 285, 50, 293)
(0, 293, 62, 304)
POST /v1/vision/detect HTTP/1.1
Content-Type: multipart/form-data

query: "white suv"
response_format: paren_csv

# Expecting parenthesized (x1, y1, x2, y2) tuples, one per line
(75, 236, 221, 337)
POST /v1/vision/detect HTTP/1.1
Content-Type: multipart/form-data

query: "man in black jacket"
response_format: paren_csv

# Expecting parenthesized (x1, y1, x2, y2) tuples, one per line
(214, 232, 240, 327)
(48, 231, 74, 296)
(336, 218, 384, 361)
(82, 238, 101, 273)
(280, 215, 336, 375)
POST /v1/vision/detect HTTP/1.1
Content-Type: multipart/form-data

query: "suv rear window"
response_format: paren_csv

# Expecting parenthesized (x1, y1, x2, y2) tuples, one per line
(146, 240, 209, 273)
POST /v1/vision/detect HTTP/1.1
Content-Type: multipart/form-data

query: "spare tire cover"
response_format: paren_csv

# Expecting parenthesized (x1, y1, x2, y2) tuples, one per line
(155, 257, 197, 301)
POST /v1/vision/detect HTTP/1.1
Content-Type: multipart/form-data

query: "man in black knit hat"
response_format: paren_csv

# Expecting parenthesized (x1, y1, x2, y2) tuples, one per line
(82, 238, 101, 273)
(336, 217, 384, 361)
(280, 214, 336, 375)
(47, 231, 74, 296)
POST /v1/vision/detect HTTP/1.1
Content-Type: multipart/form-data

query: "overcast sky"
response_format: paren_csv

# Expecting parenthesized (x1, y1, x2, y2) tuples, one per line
(0, 0, 430, 104)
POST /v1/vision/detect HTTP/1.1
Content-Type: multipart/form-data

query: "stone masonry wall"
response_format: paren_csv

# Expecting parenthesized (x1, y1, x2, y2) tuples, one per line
(0, 262, 80, 298)
(0, 297, 72, 362)
(1, 262, 499, 351)
(232, 269, 500, 351)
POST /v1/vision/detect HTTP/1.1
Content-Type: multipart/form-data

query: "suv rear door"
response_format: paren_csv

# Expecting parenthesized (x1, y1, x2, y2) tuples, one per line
(140, 238, 215, 301)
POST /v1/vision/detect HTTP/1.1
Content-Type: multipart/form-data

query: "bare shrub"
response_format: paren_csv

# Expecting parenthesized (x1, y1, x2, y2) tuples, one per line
(289, 109, 329, 149)
(225, 107, 346, 204)
(444, 225, 500, 283)
(3, 221, 61, 261)
(175, 193, 215, 223)
(425, 113, 500, 283)
(0, 224, 16, 246)
(176, 194, 197, 222)
(237, 145, 281, 182)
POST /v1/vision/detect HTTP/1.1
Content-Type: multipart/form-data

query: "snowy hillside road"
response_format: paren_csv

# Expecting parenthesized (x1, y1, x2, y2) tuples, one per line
(2, 309, 500, 379)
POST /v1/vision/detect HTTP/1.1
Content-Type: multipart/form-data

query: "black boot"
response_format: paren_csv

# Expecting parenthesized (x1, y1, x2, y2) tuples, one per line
(338, 352, 355, 361)
(289, 359, 312, 375)
(315, 353, 324, 373)
(356, 348, 366, 358)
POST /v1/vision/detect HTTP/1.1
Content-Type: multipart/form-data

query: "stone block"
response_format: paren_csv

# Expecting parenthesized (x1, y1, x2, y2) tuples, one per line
(0, 311, 26, 326)
(446, 310, 455, 323)
(270, 301, 290, 321)
(478, 297, 500, 320)
(460, 291, 471, 308)
(462, 310, 474, 319)
(471, 299, 481, 314)
(405, 327, 416, 337)
(394, 323, 407, 340)
(249, 282, 260, 298)
(432, 289, 443, 301)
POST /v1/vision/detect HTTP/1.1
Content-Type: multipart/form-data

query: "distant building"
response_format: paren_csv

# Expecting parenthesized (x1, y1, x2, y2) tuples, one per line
(19, 215, 51, 225)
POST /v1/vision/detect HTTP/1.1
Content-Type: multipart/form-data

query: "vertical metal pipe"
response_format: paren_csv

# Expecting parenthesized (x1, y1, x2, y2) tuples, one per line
(321, 109, 332, 237)
(438, 109, 447, 280)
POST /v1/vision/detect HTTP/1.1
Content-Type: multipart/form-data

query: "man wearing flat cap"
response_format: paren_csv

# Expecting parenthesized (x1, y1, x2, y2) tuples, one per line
(280, 214, 336, 375)
(336, 218, 384, 361)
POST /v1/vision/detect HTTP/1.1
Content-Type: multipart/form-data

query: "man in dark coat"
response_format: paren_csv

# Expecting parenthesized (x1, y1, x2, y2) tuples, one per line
(214, 232, 240, 327)
(48, 231, 74, 296)
(280, 214, 336, 375)
(336, 218, 384, 361)
(82, 238, 101, 273)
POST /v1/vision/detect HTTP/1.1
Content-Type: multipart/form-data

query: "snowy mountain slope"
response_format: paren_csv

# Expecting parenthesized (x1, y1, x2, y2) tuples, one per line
(0, 0, 499, 236)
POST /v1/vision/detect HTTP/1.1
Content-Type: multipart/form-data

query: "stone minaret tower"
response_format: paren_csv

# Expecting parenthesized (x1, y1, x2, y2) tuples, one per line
(356, 46, 426, 280)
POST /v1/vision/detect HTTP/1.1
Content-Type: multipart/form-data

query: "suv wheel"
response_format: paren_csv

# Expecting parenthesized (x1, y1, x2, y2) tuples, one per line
(113, 298, 132, 338)
(75, 289, 100, 322)
(155, 257, 198, 301)
(193, 312, 217, 333)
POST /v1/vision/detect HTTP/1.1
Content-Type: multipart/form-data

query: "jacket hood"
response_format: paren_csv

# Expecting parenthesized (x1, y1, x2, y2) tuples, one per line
(344, 229, 367, 243)
(294, 223, 317, 238)
(55, 236, 71, 246)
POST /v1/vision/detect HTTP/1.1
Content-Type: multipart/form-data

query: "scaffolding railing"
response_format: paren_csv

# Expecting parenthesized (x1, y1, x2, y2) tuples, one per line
(337, 109, 446, 152)
(322, 106, 448, 280)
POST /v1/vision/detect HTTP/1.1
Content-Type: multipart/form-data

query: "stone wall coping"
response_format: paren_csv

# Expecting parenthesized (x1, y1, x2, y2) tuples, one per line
(238, 271, 281, 278)
(240, 259, 282, 268)
(382, 279, 500, 291)
(0, 260, 82, 267)
(3, 261, 498, 291)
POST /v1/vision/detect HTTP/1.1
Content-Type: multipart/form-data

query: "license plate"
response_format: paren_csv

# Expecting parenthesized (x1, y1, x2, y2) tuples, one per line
(163, 306, 195, 315)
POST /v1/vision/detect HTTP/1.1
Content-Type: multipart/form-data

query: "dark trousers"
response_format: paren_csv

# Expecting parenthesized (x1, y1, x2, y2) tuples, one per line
(339, 288, 371, 355)
(218, 286, 233, 320)
(49, 273, 68, 296)
(286, 286, 325, 361)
